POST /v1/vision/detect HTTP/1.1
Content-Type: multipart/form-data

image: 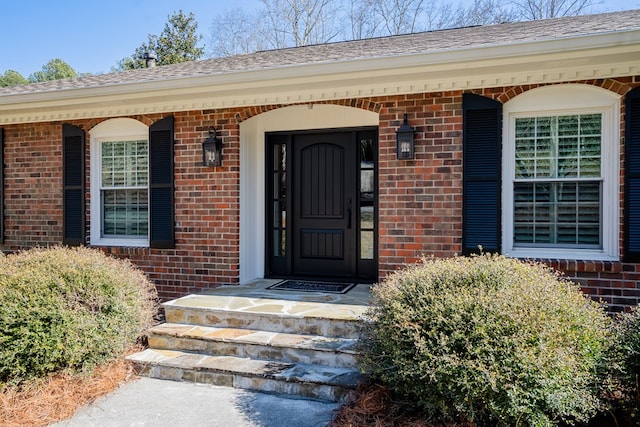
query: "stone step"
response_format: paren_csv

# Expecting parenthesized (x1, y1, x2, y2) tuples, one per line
(163, 294, 366, 339)
(149, 323, 358, 368)
(127, 349, 361, 402)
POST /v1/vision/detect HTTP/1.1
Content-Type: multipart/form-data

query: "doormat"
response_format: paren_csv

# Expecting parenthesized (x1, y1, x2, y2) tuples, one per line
(267, 280, 356, 294)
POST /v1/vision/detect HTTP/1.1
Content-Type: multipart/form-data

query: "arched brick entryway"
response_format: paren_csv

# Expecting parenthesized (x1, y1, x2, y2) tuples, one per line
(238, 104, 379, 283)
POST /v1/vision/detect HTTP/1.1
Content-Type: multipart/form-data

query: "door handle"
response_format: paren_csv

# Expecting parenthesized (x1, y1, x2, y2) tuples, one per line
(347, 199, 352, 229)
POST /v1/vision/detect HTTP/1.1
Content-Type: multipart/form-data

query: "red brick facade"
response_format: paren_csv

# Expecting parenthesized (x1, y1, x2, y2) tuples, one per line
(2, 77, 640, 311)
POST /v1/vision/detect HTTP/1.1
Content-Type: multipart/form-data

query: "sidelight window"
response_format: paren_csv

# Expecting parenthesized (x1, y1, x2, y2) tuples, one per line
(271, 143, 287, 257)
(359, 138, 375, 260)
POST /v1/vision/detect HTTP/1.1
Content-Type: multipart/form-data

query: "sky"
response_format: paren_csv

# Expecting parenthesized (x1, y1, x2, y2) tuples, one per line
(0, 0, 638, 77)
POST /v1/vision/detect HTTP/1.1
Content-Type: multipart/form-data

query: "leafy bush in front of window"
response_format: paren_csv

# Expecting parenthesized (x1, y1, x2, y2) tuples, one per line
(359, 253, 611, 426)
(0, 246, 157, 385)
(606, 306, 640, 423)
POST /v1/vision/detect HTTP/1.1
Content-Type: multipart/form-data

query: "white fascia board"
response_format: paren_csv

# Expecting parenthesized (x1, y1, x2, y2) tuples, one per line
(1, 29, 639, 124)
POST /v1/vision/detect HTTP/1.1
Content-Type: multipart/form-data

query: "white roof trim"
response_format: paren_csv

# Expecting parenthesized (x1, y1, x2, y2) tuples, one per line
(1, 29, 639, 124)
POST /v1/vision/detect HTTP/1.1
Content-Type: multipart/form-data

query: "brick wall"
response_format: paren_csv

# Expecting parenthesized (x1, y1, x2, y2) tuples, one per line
(108, 110, 243, 300)
(546, 260, 640, 313)
(376, 92, 464, 276)
(1, 78, 640, 310)
(3, 123, 63, 246)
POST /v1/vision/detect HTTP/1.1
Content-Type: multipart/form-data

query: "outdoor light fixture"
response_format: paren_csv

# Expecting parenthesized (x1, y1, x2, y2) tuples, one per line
(202, 127, 222, 167)
(396, 113, 415, 160)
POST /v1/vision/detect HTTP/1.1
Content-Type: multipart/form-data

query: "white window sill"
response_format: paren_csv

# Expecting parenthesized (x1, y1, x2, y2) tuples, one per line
(504, 247, 618, 262)
(90, 237, 149, 248)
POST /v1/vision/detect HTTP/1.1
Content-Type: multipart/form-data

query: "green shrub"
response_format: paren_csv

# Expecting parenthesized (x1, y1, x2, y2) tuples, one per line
(0, 246, 157, 385)
(607, 306, 640, 422)
(359, 253, 611, 426)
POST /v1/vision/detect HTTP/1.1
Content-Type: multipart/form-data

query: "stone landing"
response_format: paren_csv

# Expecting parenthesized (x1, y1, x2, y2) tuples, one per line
(127, 279, 371, 402)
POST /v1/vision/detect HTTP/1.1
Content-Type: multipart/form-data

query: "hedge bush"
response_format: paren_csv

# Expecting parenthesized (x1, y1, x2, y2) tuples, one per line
(359, 253, 611, 427)
(607, 306, 640, 423)
(0, 246, 157, 385)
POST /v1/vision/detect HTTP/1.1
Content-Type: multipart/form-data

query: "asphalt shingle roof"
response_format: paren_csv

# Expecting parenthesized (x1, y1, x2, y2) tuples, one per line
(1, 9, 639, 97)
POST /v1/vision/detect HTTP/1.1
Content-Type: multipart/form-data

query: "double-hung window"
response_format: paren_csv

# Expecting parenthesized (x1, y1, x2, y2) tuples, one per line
(90, 118, 150, 247)
(101, 139, 148, 237)
(513, 114, 601, 246)
(502, 85, 620, 261)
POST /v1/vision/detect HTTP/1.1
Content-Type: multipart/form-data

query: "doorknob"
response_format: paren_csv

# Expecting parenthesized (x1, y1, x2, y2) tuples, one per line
(347, 198, 352, 229)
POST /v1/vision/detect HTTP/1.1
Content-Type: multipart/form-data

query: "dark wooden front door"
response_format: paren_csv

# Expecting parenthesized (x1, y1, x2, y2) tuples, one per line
(292, 132, 356, 276)
(266, 128, 377, 281)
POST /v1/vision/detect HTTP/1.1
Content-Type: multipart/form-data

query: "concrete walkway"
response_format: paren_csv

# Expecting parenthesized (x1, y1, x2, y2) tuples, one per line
(51, 377, 340, 427)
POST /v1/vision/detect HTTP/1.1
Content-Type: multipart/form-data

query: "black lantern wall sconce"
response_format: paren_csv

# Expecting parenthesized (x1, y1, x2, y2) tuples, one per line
(202, 127, 222, 167)
(396, 113, 415, 160)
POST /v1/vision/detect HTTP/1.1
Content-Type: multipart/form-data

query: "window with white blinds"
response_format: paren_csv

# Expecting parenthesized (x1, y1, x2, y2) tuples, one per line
(502, 85, 619, 261)
(90, 118, 150, 247)
(513, 114, 602, 248)
(100, 140, 149, 237)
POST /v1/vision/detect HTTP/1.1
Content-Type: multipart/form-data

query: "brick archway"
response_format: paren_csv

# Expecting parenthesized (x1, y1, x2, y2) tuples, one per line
(234, 99, 383, 125)
(466, 78, 634, 104)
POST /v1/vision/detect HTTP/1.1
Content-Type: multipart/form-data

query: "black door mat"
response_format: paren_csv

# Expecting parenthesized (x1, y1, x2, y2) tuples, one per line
(267, 280, 356, 294)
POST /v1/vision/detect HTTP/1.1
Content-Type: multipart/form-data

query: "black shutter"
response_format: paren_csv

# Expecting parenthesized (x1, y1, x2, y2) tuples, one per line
(462, 93, 502, 255)
(625, 87, 640, 262)
(149, 116, 175, 249)
(0, 128, 4, 244)
(62, 124, 85, 246)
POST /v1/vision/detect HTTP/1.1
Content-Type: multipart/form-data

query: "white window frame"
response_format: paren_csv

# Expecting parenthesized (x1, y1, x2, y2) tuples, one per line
(502, 85, 620, 261)
(89, 118, 149, 247)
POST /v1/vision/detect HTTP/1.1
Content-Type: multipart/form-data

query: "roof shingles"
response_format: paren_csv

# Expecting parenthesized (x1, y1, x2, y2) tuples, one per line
(1, 9, 639, 97)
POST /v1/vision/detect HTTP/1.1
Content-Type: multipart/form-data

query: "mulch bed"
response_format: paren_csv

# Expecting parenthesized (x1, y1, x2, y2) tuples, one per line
(329, 378, 473, 427)
(0, 350, 138, 427)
